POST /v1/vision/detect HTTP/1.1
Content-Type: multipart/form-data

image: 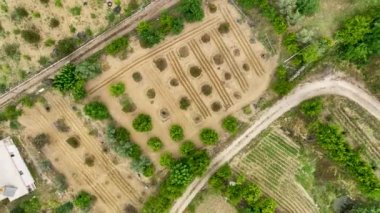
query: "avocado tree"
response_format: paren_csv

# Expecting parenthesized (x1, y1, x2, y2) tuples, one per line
(84, 101, 110, 120)
(199, 128, 219, 145)
(169, 124, 184, 142)
(132, 114, 153, 132)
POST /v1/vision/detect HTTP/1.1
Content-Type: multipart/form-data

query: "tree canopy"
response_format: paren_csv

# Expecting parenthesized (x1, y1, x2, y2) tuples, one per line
(169, 124, 185, 142)
(222, 115, 239, 135)
(199, 128, 219, 145)
(84, 101, 110, 120)
(132, 114, 153, 132)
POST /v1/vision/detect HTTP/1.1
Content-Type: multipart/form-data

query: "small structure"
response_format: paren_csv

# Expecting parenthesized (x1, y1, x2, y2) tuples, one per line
(0, 137, 36, 202)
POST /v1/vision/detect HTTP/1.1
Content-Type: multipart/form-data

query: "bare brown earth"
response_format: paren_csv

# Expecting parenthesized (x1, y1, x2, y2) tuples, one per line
(19, 92, 149, 212)
(86, 0, 277, 163)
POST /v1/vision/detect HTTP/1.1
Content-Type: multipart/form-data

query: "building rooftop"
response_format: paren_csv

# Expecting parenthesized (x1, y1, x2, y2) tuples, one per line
(0, 137, 36, 202)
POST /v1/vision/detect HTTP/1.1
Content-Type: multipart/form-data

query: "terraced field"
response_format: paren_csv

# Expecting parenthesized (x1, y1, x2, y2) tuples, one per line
(231, 130, 318, 213)
(327, 97, 380, 169)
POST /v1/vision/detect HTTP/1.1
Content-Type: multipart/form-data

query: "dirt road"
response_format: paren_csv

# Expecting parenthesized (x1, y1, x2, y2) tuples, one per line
(170, 74, 380, 213)
(0, 0, 178, 108)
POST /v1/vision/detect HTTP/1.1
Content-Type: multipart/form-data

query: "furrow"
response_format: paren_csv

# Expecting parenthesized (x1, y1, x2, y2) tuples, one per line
(33, 112, 121, 212)
(210, 29, 248, 91)
(221, 8, 265, 76)
(167, 52, 210, 118)
(188, 40, 233, 108)
(50, 96, 141, 205)
(88, 18, 220, 94)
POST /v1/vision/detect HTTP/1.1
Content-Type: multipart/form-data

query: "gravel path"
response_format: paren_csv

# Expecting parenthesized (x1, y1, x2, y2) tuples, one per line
(171, 74, 380, 213)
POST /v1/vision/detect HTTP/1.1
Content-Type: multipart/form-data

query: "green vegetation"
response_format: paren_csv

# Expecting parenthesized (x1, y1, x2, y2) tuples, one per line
(310, 122, 380, 198)
(21, 29, 41, 43)
(132, 114, 152, 132)
(73, 191, 94, 210)
(169, 124, 185, 142)
(54, 202, 74, 213)
(147, 137, 163, 151)
(106, 123, 141, 159)
(54, 37, 77, 58)
(3, 43, 20, 60)
(105, 36, 129, 56)
(53, 56, 101, 100)
(66, 136, 80, 148)
(160, 152, 176, 168)
(237, 0, 287, 33)
(143, 149, 210, 212)
(199, 128, 219, 145)
(222, 115, 239, 135)
(297, 0, 319, 16)
(137, 21, 161, 48)
(0, 104, 22, 122)
(180, 140, 196, 156)
(180, 0, 204, 22)
(179, 97, 191, 110)
(69, 6, 81, 16)
(15, 196, 41, 213)
(218, 22, 230, 34)
(300, 98, 323, 118)
(209, 164, 277, 212)
(32, 133, 50, 149)
(49, 17, 60, 28)
(11, 7, 29, 21)
(83, 101, 110, 120)
(109, 82, 126, 97)
(131, 155, 155, 177)
(272, 65, 293, 96)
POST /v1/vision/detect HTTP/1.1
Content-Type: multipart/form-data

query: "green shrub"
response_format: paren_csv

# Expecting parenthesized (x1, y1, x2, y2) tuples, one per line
(180, 0, 204, 22)
(40, 0, 50, 4)
(169, 124, 184, 142)
(199, 128, 219, 145)
(222, 115, 239, 135)
(53, 64, 78, 92)
(3, 43, 20, 59)
(54, 37, 77, 58)
(19, 196, 41, 213)
(272, 66, 293, 96)
(54, 202, 74, 213)
(179, 97, 191, 110)
(180, 140, 196, 156)
(109, 82, 125, 97)
(55, 0, 63, 7)
(84, 101, 110, 120)
(147, 137, 163, 151)
(32, 133, 50, 149)
(0, 105, 22, 121)
(218, 22, 230, 34)
(106, 123, 142, 159)
(137, 21, 161, 48)
(160, 152, 175, 168)
(296, 0, 319, 16)
(70, 6, 81, 16)
(44, 38, 55, 47)
(38, 56, 50, 66)
(106, 36, 129, 56)
(74, 191, 94, 210)
(21, 29, 41, 43)
(132, 114, 152, 132)
(20, 95, 37, 108)
(131, 155, 155, 177)
(54, 172, 68, 192)
(11, 7, 29, 21)
(120, 95, 136, 113)
(300, 98, 323, 118)
(66, 136, 80, 148)
(49, 17, 60, 28)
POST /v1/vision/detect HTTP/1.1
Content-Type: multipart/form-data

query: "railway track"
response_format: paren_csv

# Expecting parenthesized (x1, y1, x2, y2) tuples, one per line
(0, 0, 179, 108)
(88, 18, 220, 94)
(167, 51, 211, 118)
(221, 7, 265, 77)
(188, 40, 233, 109)
(210, 29, 249, 91)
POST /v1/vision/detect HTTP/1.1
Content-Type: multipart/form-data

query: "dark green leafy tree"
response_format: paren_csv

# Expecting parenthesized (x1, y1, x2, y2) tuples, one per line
(73, 191, 94, 210)
(72, 80, 87, 101)
(105, 36, 129, 56)
(137, 21, 161, 48)
(54, 202, 74, 213)
(132, 114, 152, 132)
(199, 128, 219, 145)
(19, 196, 41, 213)
(53, 64, 77, 92)
(109, 82, 125, 97)
(171, 17, 184, 35)
(272, 65, 292, 96)
(169, 124, 184, 142)
(160, 152, 176, 168)
(222, 115, 239, 135)
(300, 98, 323, 118)
(75, 57, 102, 80)
(147, 137, 163, 151)
(180, 140, 196, 156)
(84, 101, 110, 120)
(0, 104, 22, 121)
(180, 0, 204, 22)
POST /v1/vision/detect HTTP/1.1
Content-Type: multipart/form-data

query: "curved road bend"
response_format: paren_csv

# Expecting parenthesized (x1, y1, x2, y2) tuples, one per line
(0, 0, 178, 108)
(171, 75, 380, 213)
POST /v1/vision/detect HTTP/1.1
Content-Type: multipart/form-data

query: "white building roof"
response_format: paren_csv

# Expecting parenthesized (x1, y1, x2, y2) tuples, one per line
(0, 137, 36, 202)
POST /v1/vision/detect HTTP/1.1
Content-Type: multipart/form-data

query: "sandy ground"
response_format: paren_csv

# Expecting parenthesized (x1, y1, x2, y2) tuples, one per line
(0, 0, 134, 86)
(86, 0, 278, 166)
(195, 194, 236, 213)
(171, 74, 380, 213)
(18, 92, 149, 212)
